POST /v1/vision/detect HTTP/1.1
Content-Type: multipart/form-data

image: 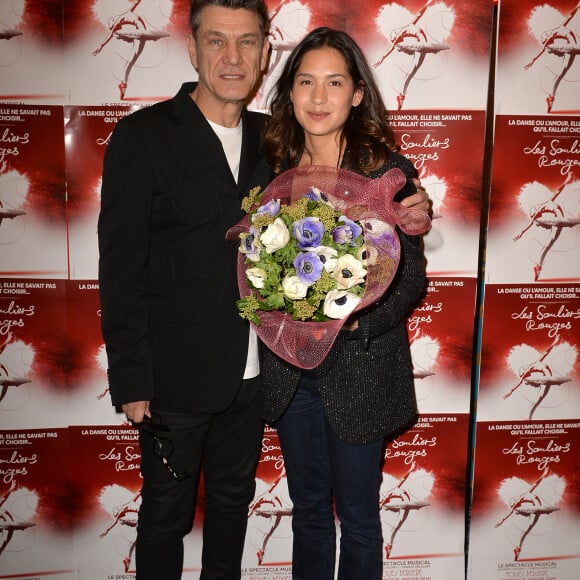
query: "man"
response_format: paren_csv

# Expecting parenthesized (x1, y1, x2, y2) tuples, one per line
(98, 1, 429, 578)
(98, 2, 270, 578)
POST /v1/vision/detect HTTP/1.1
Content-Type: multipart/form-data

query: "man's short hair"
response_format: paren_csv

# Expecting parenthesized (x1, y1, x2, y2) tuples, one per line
(189, 0, 269, 37)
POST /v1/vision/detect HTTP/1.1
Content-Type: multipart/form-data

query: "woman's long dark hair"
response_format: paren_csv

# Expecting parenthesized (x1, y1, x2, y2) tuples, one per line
(264, 27, 396, 175)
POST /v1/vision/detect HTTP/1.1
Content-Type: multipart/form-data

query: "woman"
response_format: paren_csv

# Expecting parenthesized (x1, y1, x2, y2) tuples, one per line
(261, 27, 428, 579)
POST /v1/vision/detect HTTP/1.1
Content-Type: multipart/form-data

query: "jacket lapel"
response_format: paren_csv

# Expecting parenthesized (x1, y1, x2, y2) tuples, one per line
(237, 109, 262, 194)
(171, 84, 266, 196)
(173, 84, 236, 184)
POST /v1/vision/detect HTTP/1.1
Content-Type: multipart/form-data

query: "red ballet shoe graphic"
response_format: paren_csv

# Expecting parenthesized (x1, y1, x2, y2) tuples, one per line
(396, 93, 405, 110)
(118, 81, 127, 100)
(385, 543, 392, 559)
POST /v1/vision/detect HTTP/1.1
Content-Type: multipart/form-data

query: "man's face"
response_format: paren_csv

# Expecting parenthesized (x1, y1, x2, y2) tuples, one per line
(188, 6, 269, 116)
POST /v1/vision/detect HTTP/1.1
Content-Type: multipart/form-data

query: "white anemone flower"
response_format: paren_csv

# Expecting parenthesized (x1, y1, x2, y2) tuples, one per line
(323, 290, 361, 319)
(260, 217, 290, 253)
(307, 246, 338, 272)
(282, 275, 309, 300)
(357, 244, 378, 267)
(333, 254, 367, 289)
(246, 267, 268, 289)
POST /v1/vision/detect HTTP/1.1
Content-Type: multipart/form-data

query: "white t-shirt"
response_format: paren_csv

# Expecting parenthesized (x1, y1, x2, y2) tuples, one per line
(208, 119, 260, 380)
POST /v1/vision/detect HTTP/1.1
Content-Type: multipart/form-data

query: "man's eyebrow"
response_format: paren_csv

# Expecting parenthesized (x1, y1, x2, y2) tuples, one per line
(203, 30, 261, 39)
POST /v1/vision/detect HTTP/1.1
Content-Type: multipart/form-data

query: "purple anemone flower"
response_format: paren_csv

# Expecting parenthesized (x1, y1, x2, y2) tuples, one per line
(239, 226, 261, 262)
(303, 186, 328, 203)
(293, 217, 325, 250)
(254, 199, 281, 220)
(332, 216, 363, 245)
(365, 221, 398, 259)
(293, 252, 324, 285)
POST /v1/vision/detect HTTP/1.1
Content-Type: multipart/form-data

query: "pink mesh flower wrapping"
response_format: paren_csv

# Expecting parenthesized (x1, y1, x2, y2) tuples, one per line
(226, 165, 431, 369)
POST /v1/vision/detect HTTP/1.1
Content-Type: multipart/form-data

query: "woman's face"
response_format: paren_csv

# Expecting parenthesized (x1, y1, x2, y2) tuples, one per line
(290, 46, 363, 144)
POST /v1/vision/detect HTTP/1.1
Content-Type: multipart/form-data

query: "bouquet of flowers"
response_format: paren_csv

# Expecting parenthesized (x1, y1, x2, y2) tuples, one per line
(226, 165, 430, 369)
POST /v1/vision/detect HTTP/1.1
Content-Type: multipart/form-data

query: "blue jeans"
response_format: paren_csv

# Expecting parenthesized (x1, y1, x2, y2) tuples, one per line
(275, 372, 384, 580)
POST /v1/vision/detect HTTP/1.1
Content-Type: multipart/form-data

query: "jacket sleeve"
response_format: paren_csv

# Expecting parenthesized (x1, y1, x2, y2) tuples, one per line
(97, 115, 156, 407)
(356, 230, 426, 344)
(353, 157, 427, 344)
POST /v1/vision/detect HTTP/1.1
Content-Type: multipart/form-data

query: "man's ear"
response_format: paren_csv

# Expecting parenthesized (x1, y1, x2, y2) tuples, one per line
(187, 34, 198, 70)
(260, 36, 271, 73)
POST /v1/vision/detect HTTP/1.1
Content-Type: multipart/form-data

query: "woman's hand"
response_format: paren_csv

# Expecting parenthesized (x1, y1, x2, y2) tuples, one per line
(401, 178, 431, 214)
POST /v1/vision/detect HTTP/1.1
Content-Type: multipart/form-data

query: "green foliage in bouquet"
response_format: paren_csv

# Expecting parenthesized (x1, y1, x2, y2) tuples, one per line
(236, 186, 368, 324)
